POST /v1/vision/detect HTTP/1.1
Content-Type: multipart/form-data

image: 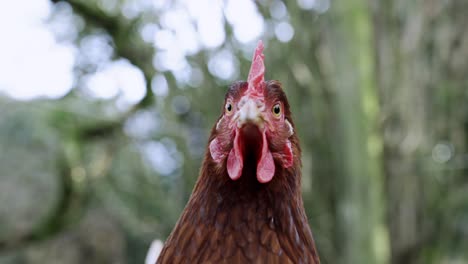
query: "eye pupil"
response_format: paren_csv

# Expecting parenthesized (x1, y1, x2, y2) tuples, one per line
(273, 104, 281, 115)
(226, 103, 232, 112)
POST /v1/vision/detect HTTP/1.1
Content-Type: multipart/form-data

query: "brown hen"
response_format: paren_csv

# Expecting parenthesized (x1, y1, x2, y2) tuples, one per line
(157, 41, 320, 264)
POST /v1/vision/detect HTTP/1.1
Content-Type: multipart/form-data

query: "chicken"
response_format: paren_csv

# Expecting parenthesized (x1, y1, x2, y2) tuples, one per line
(157, 41, 320, 264)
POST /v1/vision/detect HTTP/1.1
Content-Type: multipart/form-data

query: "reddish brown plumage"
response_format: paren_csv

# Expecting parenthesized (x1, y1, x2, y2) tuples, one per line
(157, 81, 320, 264)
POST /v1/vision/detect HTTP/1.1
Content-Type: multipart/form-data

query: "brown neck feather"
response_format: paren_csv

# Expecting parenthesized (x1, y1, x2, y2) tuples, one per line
(177, 133, 320, 263)
(157, 122, 320, 263)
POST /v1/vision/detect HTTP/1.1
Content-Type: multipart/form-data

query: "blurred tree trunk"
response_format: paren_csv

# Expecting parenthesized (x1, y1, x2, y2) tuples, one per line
(371, 0, 468, 263)
(371, 1, 428, 263)
(322, 1, 379, 263)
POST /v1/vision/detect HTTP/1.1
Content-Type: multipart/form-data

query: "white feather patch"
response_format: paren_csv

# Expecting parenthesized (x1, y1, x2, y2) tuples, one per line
(286, 119, 294, 136)
(216, 116, 224, 131)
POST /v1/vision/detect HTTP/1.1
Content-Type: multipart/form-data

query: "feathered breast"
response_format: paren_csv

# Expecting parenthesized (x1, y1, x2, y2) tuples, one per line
(157, 147, 320, 264)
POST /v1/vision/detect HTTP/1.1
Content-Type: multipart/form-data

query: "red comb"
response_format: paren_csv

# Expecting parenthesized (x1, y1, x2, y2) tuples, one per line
(247, 40, 265, 95)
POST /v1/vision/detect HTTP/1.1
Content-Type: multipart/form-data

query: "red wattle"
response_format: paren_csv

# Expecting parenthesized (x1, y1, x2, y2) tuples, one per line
(227, 132, 243, 180)
(257, 131, 275, 183)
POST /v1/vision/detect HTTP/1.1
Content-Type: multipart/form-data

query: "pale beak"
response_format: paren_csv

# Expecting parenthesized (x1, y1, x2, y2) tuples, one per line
(236, 98, 264, 128)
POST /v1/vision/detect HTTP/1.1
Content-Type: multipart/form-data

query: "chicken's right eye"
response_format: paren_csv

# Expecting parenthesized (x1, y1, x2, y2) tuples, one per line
(225, 102, 233, 114)
(272, 103, 281, 117)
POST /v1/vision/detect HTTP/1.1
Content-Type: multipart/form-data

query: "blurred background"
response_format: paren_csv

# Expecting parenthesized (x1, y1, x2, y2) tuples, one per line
(0, 0, 467, 263)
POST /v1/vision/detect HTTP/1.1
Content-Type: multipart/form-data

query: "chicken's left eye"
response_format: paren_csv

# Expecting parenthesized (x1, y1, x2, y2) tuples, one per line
(225, 102, 233, 114)
(272, 103, 281, 117)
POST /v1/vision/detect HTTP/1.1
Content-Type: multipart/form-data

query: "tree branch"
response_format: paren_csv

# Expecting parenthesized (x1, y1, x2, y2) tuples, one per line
(51, 0, 158, 138)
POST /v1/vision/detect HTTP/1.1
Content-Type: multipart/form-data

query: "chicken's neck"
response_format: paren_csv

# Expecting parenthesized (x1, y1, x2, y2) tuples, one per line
(165, 143, 320, 263)
(195, 149, 300, 215)
(187, 150, 311, 240)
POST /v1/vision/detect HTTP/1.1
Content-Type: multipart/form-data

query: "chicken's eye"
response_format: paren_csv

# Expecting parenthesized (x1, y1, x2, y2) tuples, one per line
(272, 103, 281, 117)
(225, 102, 233, 115)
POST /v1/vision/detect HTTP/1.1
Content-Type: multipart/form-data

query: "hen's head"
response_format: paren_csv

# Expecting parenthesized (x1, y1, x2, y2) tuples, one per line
(209, 41, 295, 184)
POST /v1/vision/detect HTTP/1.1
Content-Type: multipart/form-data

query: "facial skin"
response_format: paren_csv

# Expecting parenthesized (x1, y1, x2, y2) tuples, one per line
(209, 81, 294, 183)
